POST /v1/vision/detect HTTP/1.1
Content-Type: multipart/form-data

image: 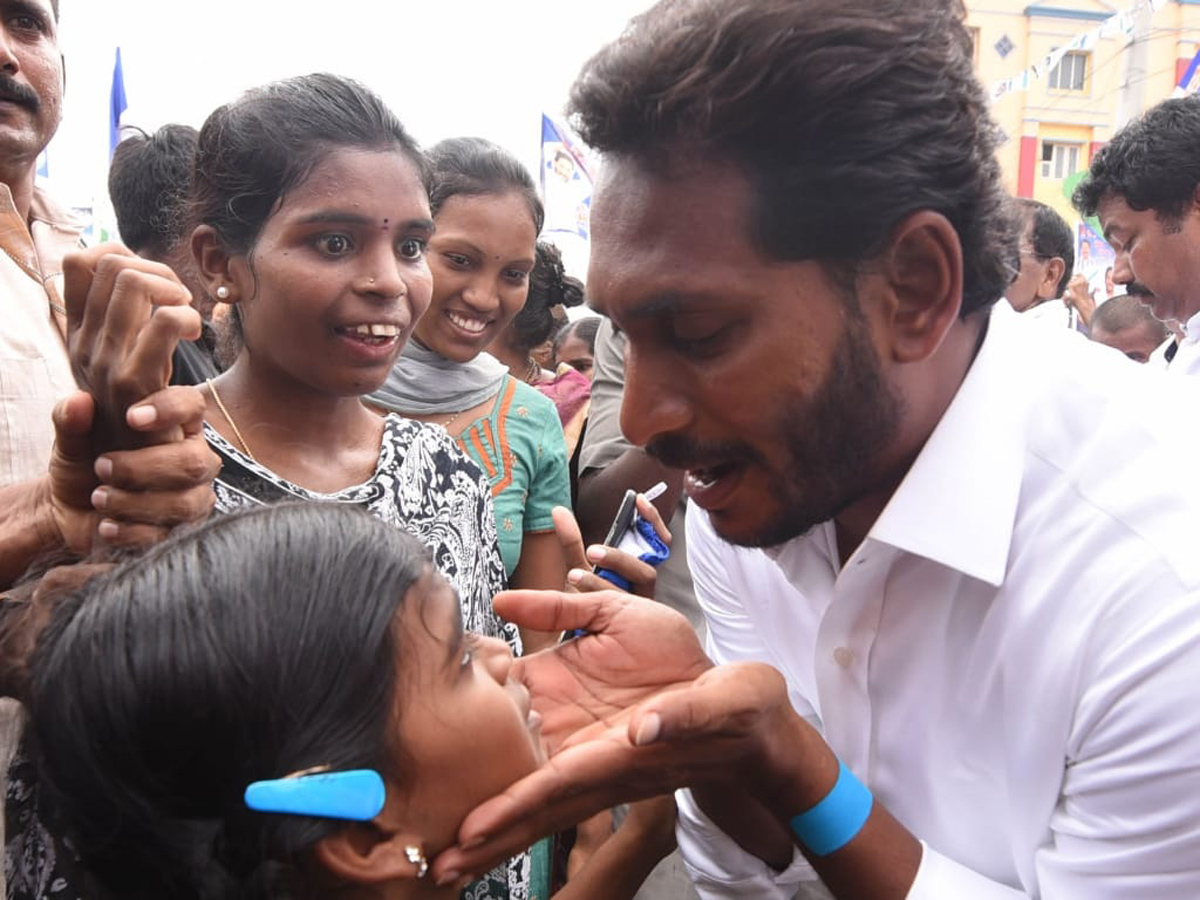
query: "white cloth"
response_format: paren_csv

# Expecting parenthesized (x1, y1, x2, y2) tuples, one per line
(1166, 309, 1200, 377)
(0, 184, 82, 487)
(677, 302, 1200, 900)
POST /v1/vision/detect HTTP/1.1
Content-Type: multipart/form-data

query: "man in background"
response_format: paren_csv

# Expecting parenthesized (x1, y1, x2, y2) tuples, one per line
(109, 124, 218, 384)
(1073, 95, 1200, 375)
(1090, 294, 1170, 364)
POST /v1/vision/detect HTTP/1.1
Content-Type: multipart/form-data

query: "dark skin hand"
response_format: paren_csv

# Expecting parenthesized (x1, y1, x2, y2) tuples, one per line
(0, 247, 219, 584)
(433, 589, 922, 899)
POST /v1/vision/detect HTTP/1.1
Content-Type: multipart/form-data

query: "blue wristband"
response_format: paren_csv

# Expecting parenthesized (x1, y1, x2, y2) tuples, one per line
(788, 760, 873, 856)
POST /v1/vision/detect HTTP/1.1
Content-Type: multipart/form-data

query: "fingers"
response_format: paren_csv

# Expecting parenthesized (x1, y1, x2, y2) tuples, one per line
(573, 544, 659, 598)
(628, 663, 789, 747)
(634, 493, 672, 545)
(92, 480, 216, 529)
(49, 392, 96, 464)
(436, 736, 664, 884)
(97, 437, 221, 494)
(123, 305, 203, 394)
(67, 251, 196, 451)
(552, 505, 589, 575)
(63, 244, 135, 334)
(124, 385, 208, 436)
(493, 588, 630, 635)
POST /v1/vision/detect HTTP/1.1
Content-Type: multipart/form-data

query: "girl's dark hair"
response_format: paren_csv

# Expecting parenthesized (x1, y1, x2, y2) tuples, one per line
(191, 72, 427, 255)
(554, 315, 601, 359)
(28, 503, 430, 900)
(507, 241, 585, 353)
(427, 136, 544, 233)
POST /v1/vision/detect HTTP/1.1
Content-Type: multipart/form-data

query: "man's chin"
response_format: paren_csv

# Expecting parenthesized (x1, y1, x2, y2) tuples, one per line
(707, 501, 819, 550)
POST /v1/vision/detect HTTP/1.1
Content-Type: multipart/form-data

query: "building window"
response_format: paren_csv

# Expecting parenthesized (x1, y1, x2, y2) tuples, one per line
(1048, 52, 1088, 91)
(1041, 142, 1081, 180)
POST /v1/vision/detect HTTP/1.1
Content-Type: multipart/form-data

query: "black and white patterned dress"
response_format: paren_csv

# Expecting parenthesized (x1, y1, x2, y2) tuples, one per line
(207, 414, 518, 651)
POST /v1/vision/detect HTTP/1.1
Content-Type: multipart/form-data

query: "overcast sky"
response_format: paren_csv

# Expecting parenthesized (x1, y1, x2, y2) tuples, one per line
(50, 0, 656, 260)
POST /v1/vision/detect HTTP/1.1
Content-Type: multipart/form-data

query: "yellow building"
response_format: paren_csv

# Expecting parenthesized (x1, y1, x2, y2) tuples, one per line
(968, 0, 1200, 224)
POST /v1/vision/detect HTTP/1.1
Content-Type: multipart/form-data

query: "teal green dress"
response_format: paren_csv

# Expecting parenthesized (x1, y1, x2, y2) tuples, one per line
(456, 374, 571, 577)
(455, 375, 567, 899)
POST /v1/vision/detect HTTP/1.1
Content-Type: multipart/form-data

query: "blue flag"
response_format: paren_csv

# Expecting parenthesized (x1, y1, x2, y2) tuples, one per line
(540, 115, 592, 241)
(109, 48, 127, 160)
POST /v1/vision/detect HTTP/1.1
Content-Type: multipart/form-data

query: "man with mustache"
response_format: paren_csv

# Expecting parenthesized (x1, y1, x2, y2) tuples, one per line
(435, 1, 1200, 898)
(1073, 95, 1200, 376)
(0, 4, 218, 892)
(0, 0, 214, 578)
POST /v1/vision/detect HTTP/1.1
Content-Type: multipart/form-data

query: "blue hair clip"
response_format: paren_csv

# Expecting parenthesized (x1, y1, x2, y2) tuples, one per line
(244, 768, 386, 821)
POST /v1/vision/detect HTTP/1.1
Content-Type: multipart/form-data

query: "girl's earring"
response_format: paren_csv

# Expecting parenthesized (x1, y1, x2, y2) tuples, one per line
(404, 844, 429, 879)
(216, 285, 230, 300)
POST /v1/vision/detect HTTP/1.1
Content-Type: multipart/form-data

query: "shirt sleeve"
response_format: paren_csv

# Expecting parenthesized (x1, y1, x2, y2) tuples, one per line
(577, 318, 629, 474)
(523, 394, 571, 534)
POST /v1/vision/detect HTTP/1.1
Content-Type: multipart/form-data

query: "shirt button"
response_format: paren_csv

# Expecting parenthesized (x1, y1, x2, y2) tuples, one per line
(833, 647, 854, 668)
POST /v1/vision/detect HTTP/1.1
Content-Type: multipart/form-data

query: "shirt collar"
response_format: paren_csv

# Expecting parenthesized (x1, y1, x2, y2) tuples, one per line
(863, 302, 1028, 587)
(1182, 309, 1200, 346)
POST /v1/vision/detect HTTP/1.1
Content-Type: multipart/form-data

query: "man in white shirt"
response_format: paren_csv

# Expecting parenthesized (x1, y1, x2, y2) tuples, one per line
(1072, 95, 1200, 376)
(1005, 199, 1078, 329)
(433, 1, 1200, 899)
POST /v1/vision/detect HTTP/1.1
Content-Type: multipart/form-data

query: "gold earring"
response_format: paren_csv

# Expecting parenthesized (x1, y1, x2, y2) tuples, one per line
(404, 844, 428, 879)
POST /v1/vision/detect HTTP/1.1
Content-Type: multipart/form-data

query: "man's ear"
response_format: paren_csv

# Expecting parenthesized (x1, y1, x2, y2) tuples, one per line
(190, 224, 246, 306)
(878, 210, 964, 364)
(312, 821, 429, 886)
(1038, 258, 1066, 300)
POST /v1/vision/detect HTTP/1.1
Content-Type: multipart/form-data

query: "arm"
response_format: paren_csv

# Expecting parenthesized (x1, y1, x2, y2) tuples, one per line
(554, 795, 678, 900)
(575, 318, 682, 544)
(510, 531, 567, 652)
(511, 400, 574, 651)
(0, 387, 215, 589)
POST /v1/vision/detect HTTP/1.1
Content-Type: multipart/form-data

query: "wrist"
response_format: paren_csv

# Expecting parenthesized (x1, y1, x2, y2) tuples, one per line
(31, 476, 64, 553)
(745, 706, 840, 822)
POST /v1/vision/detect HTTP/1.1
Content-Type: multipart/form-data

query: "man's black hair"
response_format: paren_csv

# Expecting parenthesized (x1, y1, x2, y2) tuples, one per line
(1073, 96, 1200, 224)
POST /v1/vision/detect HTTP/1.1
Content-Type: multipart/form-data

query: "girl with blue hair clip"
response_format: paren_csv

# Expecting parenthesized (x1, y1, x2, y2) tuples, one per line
(25, 502, 676, 900)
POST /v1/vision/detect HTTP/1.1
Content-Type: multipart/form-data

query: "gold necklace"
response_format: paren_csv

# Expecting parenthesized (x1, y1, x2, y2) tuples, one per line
(439, 408, 468, 432)
(206, 378, 256, 462)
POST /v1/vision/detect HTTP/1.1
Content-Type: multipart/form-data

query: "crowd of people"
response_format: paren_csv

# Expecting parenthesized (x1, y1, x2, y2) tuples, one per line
(2, 0, 1200, 899)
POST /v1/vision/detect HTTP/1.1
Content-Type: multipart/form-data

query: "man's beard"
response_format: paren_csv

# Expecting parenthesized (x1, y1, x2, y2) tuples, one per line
(648, 301, 904, 548)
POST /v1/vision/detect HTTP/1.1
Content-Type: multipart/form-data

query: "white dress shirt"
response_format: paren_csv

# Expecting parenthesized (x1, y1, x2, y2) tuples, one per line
(677, 302, 1200, 899)
(1166, 310, 1200, 377)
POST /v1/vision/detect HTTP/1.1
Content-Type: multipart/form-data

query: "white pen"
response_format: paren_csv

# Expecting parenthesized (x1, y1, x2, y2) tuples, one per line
(641, 481, 668, 503)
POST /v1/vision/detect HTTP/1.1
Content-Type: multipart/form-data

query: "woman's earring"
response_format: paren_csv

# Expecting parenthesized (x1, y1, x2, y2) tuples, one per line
(404, 844, 429, 879)
(216, 285, 230, 300)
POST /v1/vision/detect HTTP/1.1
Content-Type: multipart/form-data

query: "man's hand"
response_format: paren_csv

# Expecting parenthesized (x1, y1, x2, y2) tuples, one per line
(432, 643, 811, 884)
(496, 588, 712, 753)
(553, 494, 670, 598)
(64, 245, 200, 451)
(1065, 273, 1097, 328)
(43, 386, 218, 554)
(43, 245, 218, 556)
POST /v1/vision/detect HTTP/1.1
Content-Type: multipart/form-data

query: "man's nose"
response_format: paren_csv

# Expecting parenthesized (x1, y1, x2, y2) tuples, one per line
(619, 349, 691, 449)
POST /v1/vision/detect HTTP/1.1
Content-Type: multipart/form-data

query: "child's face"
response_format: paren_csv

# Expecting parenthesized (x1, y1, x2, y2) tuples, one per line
(388, 571, 543, 848)
(232, 147, 434, 396)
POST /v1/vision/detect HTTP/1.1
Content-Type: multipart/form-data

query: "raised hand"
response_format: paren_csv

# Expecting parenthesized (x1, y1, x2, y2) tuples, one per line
(64, 245, 200, 451)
